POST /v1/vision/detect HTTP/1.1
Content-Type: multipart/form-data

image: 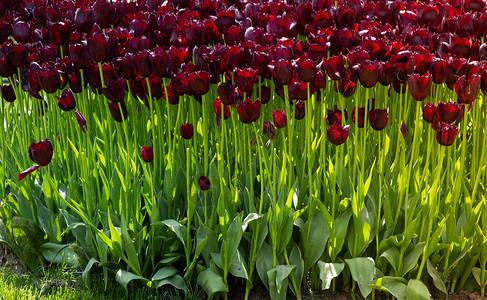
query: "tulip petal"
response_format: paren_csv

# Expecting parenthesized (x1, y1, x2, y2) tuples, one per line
(18, 165, 41, 181)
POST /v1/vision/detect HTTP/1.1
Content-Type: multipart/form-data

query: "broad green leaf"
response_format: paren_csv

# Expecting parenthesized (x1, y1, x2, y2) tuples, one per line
(82, 258, 99, 287)
(155, 274, 188, 293)
(345, 257, 375, 298)
(115, 270, 148, 292)
(256, 242, 274, 289)
(162, 219, 186, 248)
(402, 242, 425, 276)
(197, 268, 229, 298)
(40, 243, 79, 267)
(275, 265, 296, 293)
(289, 245, 304, 294)
(120, 218, 142, 275)
(405, 279, 430, 300)
(212, 249, 249, 279)
(306, 212, 329, 271)
(426, 218, 447, 258)
(369, 276, 407, 300)
(317, 261, 345, 290)
(152, 266, 178, 282)
(427, 259, 447, 294)
(380, 247, 400, 275)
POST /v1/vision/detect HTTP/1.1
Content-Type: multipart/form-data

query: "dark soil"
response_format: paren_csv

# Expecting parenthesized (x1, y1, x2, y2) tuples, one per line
(0, 243, 24, 273)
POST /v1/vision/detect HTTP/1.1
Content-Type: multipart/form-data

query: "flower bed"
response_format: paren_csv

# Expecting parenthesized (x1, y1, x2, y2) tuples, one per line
(1, 0, 487, 299)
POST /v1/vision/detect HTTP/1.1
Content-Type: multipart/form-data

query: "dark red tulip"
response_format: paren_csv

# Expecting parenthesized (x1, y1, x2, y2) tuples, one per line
(19, 165, 42, 181)
(93, 0, 113, 28)
(236, 98, 261, 124)
(455, 75, 480, 104)
(336, 29, 355, 53)
(358, 61, 379, 88)
(368, 109, 389, 131)
(56, 89, 76, 111)
(38, 64, 60, 94)
(180, 123, 194, 139)
(430, 58, 446, 84)
(352, 106, 365, 128)
(189, 71, 210, 96)
(261, 85, 271, 104)
(103, 78, 126, 103)
(10, 44, 28, 68)
(312, 70, 326, 91)
(436, 122, 458, 146)
(150, 50, 171, 78)
(400, 121, 407, 140)
(234, 68, 258, 93)
(438, 101, 460, 124)
(251, 51, 271, 78)
(75, 110, 87, 133)
(12, 21, 30, 44)
(324, 56, 345, 81)
(198, 176, 211, 191)
(214, 98, 230, 120)
(263, 121, 276, 139)
(327, 123, 350, 145)
(338, 73, 357, 98)
(69, 43, 91, 70)
(134, 50, 152, 78)
(295, 100, 305, 120)
(74, 7, 94, 33)
(225, 25, 243, 45)
(217, 82, 236, 106)
(29, 138, 53, 166)
(297, 58, 317, 83)
(326, 104, 343, 125)
(423, 102, 438, 124)
(87, 32, 108, 62)
(408, 73, 432, 101)
(1, 85, 16, 103)
(269, 60, 293, 86)
(116, 54, 135, 79)
(108, 101, 128, 122)
(48, 21, 69, 46)
(141, 146, 153, 163)
(272, 110, 287, 129)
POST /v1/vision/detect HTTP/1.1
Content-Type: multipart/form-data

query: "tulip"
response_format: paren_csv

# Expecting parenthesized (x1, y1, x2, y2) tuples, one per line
(327, 123, 350, 145)
(358, 61, 379, 88)
(217, 82, 236, 106)
(74, 7, 94, 33)
(326, 104, 343, 125)
(214, 98, 230, 120)
(337, 72, 357, 97)
(10, 44, 28, 68)
(263, 121, 276, 139)
(180, 123, 194, 139)
(236, 98, 261, 124)
(12, 21, 30, 44)
(56, 89, 76, 111)
(150, 50, 171, 78)
(69, 43, 91, 70)
(273, 110, 287, 129)
(438, 101, 460, 124)
(29, 138, 53, 166)
(352, 106, 365, 128)
(198, 176, 211, 191)
(87, 32, 108, 62)
(75, 110, 87, 133)
(234, 68, 258, 93)
(408, 73, 432, 101)
(134, 50, 152, 78)
(423, 102, 438, 124)
(189, 71, 210, 96)
(103, 78, 126, 103)
(38, 64, 60, 94)
(108, 101, 128, 122)
(48, 21, 69, 46)
(295, 101, 305, 120)
(436, 122, 459, 146)
(368, 109, 389, 131)
(269, 60, 293, 86)
(1, 85, 16, 103)
(400, 121, 408, 140)
(455, 75, 480, 104)
(297, 59, 317, 83)
(140, 146, 153, 163)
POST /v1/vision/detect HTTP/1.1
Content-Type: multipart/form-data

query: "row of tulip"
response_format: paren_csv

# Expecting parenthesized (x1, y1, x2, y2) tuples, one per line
(1, 0, 487, 299)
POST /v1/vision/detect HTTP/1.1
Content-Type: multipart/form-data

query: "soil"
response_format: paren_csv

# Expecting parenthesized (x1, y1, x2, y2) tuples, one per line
(0, 243, 24, 274)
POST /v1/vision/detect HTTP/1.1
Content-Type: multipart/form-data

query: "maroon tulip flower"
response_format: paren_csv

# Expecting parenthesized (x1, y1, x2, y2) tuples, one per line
(12, 21, 30, 44)
(103, 78, 126, 103)
(1, 85, 16, 102)
(436, 122, 459, 146)
(455, 75, 481, 104)
(217, 82, 236, 106)
(180, 123, 194, 139)
(75, 110, 87, 133)
(150, 50, 171, 78)
(358, 61, 379, 88)
(295, 100, 305, 120)
(38, 64, 60, 94)
(10, 44, 28, 68)
(297, 58, 317, 83)
(236, 98, 261, 124)
(74, 7, 94, 33)
(87, 32, 108, 62)
(108, 101, 128, 122)
(352, 106, 365, 128)
(234, 68, 258, 93)
(327, 123, 350, 145)
(48, 21, 69, 45)
(134, 50, 152, 78)
(272, 110, 287, 129)
(400, 121, 408, 140)
(214, 98, 230, 120)
(368, 109, 389, 131)
(438, 101, 460, 124)
(324, 55, 345, 81)
(408, 73, 432, 101)
(269, 60, 293, 86)
(326, 104, 343, 125)
(141, 146, 153, 163)
(423, 101, 438, 124)
(189, 71, 210, 96)
(19, 138, 53, 181)
(263, 121, 276, 139)
(198, 176, 211, 191)
(69, 43, 91, 70)
(56, 89, 76, 111)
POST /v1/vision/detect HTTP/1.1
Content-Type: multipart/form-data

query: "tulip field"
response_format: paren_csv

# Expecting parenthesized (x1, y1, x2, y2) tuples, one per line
(2, 0, 487, 299)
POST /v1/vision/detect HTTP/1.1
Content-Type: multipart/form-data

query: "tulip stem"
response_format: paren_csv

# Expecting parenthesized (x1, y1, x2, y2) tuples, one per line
(283, 85, 294, 185)
(306, 83, 312, 209)
(162, 78, 172, 163)
(146, 77, 157, 184)
(97, 62, 106, 89)
(202, 93, 209, 176)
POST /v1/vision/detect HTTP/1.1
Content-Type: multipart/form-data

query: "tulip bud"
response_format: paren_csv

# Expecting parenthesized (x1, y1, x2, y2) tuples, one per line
(400, 121, 407, 140)
(198, 176, 211, 191)
(140, 146, 153, 163)
(75, 110, 87, 133)
(180, 123, 194, 139)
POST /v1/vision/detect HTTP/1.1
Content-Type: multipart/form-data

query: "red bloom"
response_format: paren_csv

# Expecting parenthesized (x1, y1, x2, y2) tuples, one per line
(326, 104, 343, 125)
(28, 138, 53, 166)
(297, 58, 317, 83)
(214, 98, 230, 120)
(269, 60, 293, 86)
(236, 98, 261, 124)
(295, 100, 305, 120)
(189, 71, 210, 96)
(455, 75, 480, 104)
(263, 121, 276, 139)
(75, 110, 87, 133)
(198, 176, 211, 191)
(422, 101, 438, 124)
(436, 122, 459, 146)
(327, 123, 350, 145)
(140, 146, 153, 163)
(272, 110, 287, 129)
(358, 60, 379, 88)
(352, 106, 365, 128)
(438, 101, 460, 124)
(180, 123, 194, 139)
(234, 67, 258, 93)
(368, 109, 389, 131)
(408, 73, 432, 101)
(108, 101, 128, 122)
(56, 89, 76, 111)
(87, 32, 108, 62)
(1, 85, 16, 102)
